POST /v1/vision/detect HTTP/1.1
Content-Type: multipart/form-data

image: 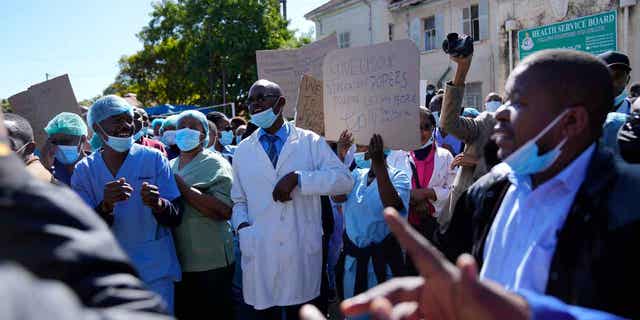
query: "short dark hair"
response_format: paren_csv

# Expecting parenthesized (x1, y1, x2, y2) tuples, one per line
(3, 113, 34, 150)
(517, 49, 613, 135)
(419, 107, 436, 127)
(207, 120, 218, 137)
(230, 116, 247, 128)
(206, 111, 228, 124)
(428, 94, 444, 112)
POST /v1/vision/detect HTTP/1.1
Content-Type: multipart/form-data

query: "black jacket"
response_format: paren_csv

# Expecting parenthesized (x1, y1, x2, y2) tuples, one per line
(0, 154, 171, 318)
(437, 144, 640, 318)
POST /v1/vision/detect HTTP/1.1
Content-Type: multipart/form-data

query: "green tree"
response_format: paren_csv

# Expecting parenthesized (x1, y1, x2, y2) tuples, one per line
(1, 99, 12, 113)
(105, 0, 293, 106)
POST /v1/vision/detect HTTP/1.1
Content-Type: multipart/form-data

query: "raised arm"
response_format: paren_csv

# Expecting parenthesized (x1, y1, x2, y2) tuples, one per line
(440, 55, 484, 144)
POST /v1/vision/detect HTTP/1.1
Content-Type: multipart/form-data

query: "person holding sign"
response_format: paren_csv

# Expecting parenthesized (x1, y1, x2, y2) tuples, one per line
(331, 133, 410, 308)
(231, 79, 353, 319)
(71, 95, 183, 314)
(40, 112, 90, 186)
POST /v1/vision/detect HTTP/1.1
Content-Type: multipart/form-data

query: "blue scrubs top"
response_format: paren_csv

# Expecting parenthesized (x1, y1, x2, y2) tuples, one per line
(342, 167, 410, 300)
(71, 144, 182, 284)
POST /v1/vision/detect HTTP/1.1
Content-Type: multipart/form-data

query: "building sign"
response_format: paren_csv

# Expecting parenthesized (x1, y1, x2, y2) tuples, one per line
(518, 10, 617, 59)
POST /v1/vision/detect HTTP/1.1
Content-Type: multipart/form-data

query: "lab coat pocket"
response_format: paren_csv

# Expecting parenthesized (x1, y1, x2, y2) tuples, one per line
(238, 227, 255, 259)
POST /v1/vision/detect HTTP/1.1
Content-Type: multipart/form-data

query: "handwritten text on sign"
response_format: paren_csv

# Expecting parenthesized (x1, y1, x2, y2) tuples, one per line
(256, 33, 337, 118)
(323, 40, 420, 150)
(295, 74, 324, 135)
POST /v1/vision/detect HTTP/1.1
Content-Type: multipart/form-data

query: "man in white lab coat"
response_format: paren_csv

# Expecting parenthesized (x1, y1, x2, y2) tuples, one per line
(231, 80, 354, 319)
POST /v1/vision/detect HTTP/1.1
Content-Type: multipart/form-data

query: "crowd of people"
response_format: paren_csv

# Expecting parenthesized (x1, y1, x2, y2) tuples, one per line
(0, 47, 639, 320)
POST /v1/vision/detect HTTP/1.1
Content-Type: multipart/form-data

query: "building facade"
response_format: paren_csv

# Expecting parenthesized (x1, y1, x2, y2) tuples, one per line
(307, 0, 640, 109)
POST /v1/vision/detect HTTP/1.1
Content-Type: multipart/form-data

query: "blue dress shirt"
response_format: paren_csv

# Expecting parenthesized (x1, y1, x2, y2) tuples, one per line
(481, 144, 596, 293)
(258, 123, 290, 158)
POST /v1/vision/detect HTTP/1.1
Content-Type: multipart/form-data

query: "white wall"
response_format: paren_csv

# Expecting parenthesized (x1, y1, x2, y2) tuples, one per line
(314, 1, 371, 48)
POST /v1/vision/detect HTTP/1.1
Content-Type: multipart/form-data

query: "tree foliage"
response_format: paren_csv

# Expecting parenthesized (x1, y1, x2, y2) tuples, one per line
(105, 0, 294, 106)
(1, 99, 12, 113)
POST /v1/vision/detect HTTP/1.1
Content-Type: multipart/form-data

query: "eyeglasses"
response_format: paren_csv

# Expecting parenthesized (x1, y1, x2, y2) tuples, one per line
(247, 94, 280, 111)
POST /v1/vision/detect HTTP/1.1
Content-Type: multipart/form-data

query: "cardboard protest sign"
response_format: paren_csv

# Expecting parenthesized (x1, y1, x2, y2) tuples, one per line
(295, 74, 324, 135)
(8, 74, 80, 150)
(323, 40, 421, 150)
(256, 33, 337, 118)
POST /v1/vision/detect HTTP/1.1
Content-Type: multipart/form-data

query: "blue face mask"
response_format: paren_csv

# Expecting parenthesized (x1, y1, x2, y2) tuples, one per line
(353, 150, 391, 169)
(133, 127, 147, 142)
(485, 101, 502, 113)
(504, 110, 569, 176)
(614, 90, 628, 107)
(55, 145, 80, 165)
(353, 152, 371, 169)
(98, 124, 133, 153)
(251, 98, 281, 129)
(162, 131, 176, 146)
(175, 128, 202, 152)
(236, 135, 243, 144)
(220, 130, 234, 146)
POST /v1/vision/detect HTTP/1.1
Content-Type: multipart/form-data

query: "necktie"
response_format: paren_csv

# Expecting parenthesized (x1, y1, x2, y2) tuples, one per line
(264, 135, 279, 168)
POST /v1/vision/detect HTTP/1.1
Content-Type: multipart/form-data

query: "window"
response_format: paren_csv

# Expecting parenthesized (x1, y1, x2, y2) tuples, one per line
(463, 4, 480, 41)
(464, 82, 483, 109)
(423, 16, 436, 51)
(388, 24, 394, 41)
(339, 32, 351, 48)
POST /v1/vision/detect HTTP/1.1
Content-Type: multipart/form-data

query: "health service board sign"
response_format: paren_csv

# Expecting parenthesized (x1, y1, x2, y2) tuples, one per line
(518, 10, 617, 59)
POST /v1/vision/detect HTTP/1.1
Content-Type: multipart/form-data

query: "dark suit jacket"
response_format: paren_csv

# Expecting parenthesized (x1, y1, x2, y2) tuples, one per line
(0, 153, 170, 317)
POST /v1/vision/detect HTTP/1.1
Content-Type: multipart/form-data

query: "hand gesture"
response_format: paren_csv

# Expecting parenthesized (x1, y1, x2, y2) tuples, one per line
(300, 208, 530, 320)
(337, 130, 354, 162)
(102, 178, 133, 212)
(368, 134, 385, 164)
(141, 182, 163, 212)
(450, 153, 479, 169)
(272, 172, 299, 202)
(40, 139, 57, 169)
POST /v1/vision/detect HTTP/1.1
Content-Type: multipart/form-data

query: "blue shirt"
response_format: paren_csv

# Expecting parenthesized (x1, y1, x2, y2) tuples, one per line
(435, 128, 463, 155)
(342, 166, 411, 301)
(71, 144, 182, 284)
(258, 123, 290, 158)
(480, 144, 596, 293)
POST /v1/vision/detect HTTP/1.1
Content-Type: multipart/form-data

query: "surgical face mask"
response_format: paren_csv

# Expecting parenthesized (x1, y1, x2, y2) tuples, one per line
(55, 145, 80, 165)
(133, 127, 147, 142)
(427, 90, 435, 95)
(220, 130, 234, 146)
(353, 152, 371, 169)
(503, 109, 569, 176)
(175, 128, 202, 152)
(485, 101, 502, 113)
(251, 97, 281, 129)
(162, 130, 177, 146)
(97, 124, 133, 153)
(614, 90, 628, 107)
(235, 135, 243, 144)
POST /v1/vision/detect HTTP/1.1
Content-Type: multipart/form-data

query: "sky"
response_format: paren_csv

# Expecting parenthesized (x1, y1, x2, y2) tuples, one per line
(0, 0, 328, 102)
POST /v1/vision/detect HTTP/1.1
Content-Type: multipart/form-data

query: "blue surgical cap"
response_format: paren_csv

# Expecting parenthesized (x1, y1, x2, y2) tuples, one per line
(160, 115, 179, 133)
(44, 112, 88, 137)
(463, 107, 480, 118)
(176, 110, 210, 147)
(87, 95, 134, 130)
(151, 118, 164, 129)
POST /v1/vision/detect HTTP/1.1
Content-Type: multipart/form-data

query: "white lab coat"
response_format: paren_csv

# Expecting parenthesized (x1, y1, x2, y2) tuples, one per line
(387, 147, 455, 217)
(231, 122, 354, 310)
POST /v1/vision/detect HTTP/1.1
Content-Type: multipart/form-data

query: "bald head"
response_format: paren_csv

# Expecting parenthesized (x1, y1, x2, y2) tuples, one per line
(249, 79, 282, 97)
(485, 92, 503, 103)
